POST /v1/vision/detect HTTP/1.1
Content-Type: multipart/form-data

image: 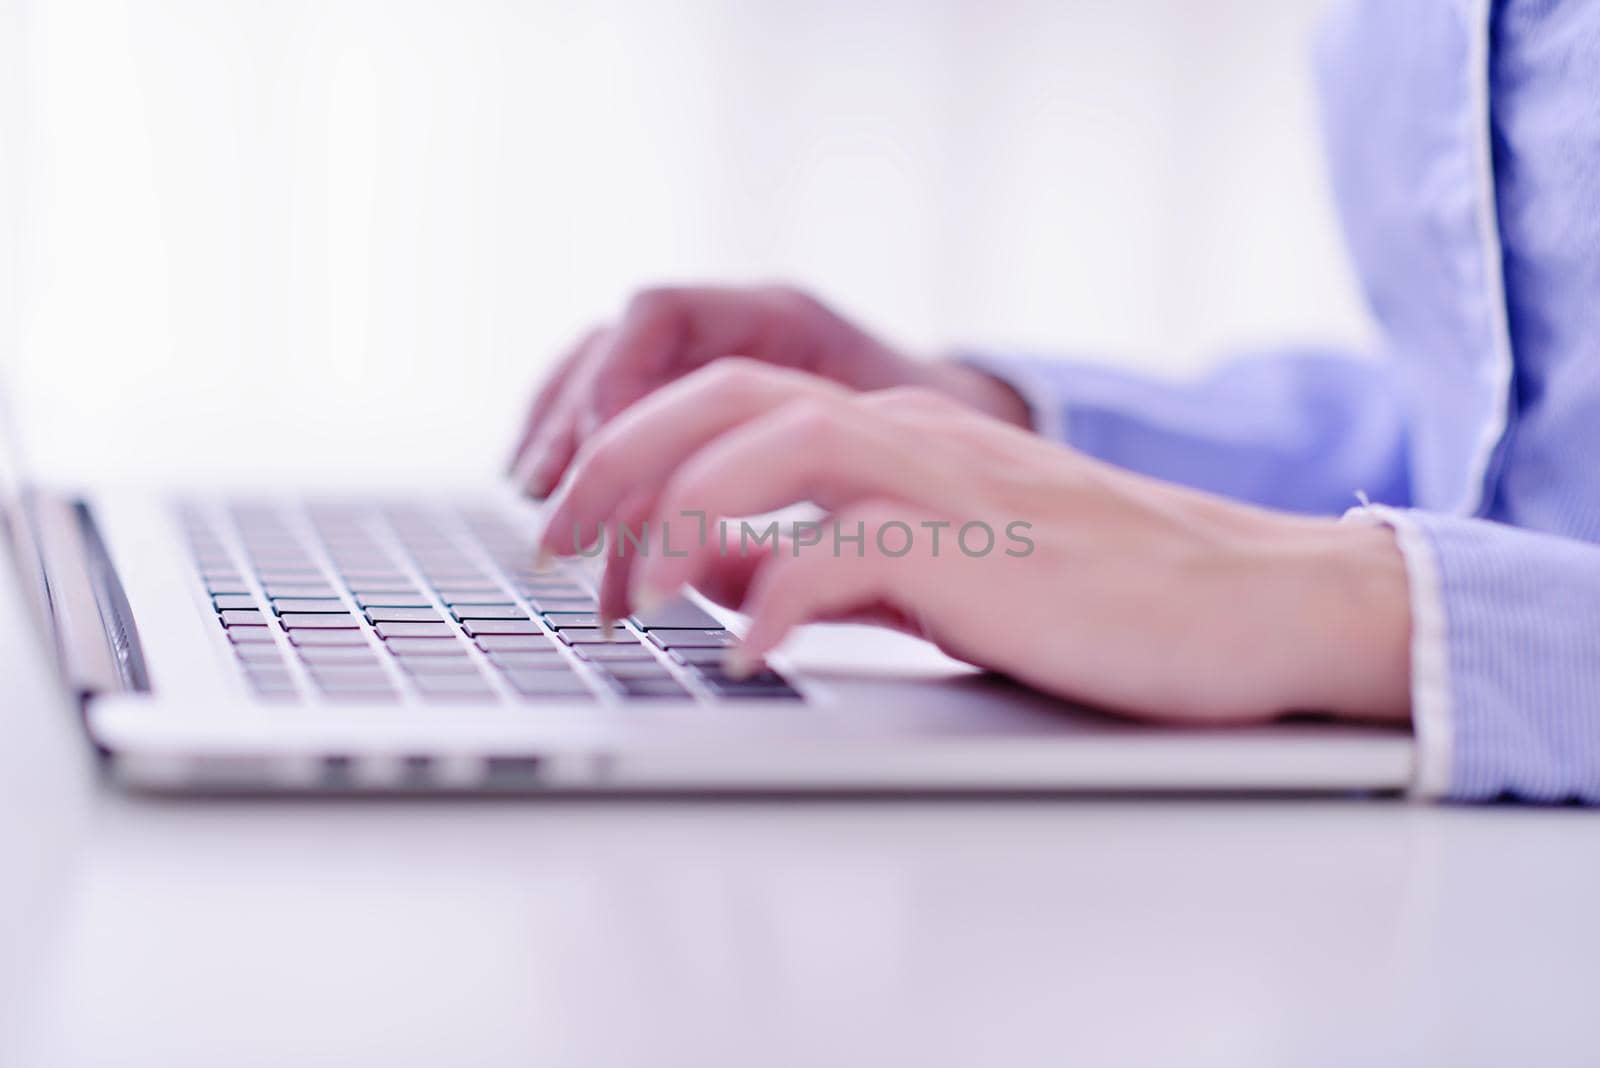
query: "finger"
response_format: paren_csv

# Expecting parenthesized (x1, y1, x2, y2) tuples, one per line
(506, 324, 606, 476)
(516, 422, 579, 502)
(586, 285, 818, 423)
(727, 504, 943, 674)
(678, 520, 916, 631)
(537, 361, 847, 556)
(690, 526, 776, 610)
(631, 399, 948, 602)
(595, 490, 657, 625)
(516, 335, 611, 498)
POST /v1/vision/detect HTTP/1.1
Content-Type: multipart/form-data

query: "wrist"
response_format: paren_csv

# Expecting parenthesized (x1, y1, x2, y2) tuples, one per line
(923, 361, 1034, 429)
(1247, 519, 1413, 724)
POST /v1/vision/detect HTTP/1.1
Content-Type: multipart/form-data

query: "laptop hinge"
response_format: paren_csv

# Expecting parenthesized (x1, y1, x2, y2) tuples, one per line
(28, 492, 150, 697)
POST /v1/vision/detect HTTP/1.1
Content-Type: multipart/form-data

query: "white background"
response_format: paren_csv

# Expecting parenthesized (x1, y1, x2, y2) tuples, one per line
(2, 0, 1370, 483)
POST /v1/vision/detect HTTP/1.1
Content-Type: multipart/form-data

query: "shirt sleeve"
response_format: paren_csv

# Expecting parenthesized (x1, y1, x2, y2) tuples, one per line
(1347, 505, 1600, 803)
(963, 348, 1412, 516)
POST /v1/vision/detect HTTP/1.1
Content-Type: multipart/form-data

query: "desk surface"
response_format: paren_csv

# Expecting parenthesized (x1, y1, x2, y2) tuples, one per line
(3, 554, 1598, 1068)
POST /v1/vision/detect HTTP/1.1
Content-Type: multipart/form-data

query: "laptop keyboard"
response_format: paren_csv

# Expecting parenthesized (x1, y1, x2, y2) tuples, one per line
(175, 500, 802, 705)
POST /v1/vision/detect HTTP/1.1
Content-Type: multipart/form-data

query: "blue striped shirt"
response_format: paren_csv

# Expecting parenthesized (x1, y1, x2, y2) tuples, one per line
(972, 0, 1600, 802)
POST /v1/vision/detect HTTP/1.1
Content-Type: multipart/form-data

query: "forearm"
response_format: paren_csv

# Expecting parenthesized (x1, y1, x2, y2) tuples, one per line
(922, 359, 1033, 429)
(1237, 517, 1413, 725)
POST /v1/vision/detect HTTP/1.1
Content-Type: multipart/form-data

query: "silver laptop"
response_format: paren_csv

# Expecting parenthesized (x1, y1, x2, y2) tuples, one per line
(0, 379, 1415, 795)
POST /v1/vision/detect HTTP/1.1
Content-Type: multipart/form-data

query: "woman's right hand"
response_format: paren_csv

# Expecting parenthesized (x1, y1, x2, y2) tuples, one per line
(506, 283, 1031, 496)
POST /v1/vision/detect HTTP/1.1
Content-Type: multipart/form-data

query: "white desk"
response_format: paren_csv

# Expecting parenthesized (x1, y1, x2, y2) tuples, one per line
(3, 549, 1598, 1068)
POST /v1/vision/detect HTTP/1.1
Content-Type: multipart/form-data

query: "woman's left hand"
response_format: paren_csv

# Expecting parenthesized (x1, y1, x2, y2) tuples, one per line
(536, 361, 1412, 725)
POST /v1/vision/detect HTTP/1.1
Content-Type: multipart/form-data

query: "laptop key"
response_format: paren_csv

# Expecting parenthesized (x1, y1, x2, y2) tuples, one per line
(338, 566, 411, 580)
(541, 612, 602, 629)
(355, 594, 432, 610)
(449, 604, 528, 619)
(504, 673, 593, 697)
(630, 598, 720, 630)
(573, 644, 660, 662)
(296, 645, 382, 665)
(374, 621, 456, 640)
(263, 582, 341, 600)
(212, 594, 259, 612)
(523, 595, 597, 612)
(309, 666, 393, 686)
(244, 666, 296, 689)
(615, 678, 692, 699)
(364, 607, 444, 623)
(700, 668, 800, 700)
(648, 629, 733, 649)
(316, 680, 398, 698)
(558, 628, 633, 645)
(329, 565, 403, 580)
(516, 577, 588, 593)
(432, 588, 509, 605)
(400, 656, 484, 675)
(280, 612, 360, 630)
(271, 597, 348, 614)
(227, 628, 278, 645)
(475, 635, 560, 652)
(255, 568, 326, 584)
(386, 637, 472, 656)
(460, 618, 542, 637)
(204, 578, 252, 595)
(698, 665, 790, 687)
(219, 608, 268, 627)
(701, 679, 803, 699)
(412, 675, 497, 700)
(594, 660, 676, 680)
(289, 630, 369, 647)
(486, 650, 570, 668)
(349, 584, 425, 599)
(668, 648, 729, 667)
(233, 644, 286, 664)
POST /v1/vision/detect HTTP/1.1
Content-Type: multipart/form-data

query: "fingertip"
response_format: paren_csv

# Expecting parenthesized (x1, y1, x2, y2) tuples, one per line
(528, 458, 561, 500)
(511, 449, 553, 499)
(721, 646, 758, 679)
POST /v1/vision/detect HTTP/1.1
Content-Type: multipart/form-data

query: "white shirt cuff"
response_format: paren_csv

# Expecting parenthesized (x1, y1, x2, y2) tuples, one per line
(1341, 503, 1454, 799)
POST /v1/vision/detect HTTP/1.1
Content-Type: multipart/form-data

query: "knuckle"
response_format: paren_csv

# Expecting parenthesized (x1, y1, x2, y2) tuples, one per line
(864, 385, 951, 414)
(779, 396, 844, 444)
(571, 433, 623, 487)
(847, 500, 899, 531)
(692, 356, 767, 401)
(774, 397, 852, 468)
(655, 467, 705, 524)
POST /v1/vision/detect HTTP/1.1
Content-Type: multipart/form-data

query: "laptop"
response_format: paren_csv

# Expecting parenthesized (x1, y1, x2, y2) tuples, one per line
(0, 377, 1416, 795)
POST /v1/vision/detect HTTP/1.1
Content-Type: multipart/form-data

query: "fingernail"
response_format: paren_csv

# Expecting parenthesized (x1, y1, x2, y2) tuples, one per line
(527, 469, 553, 500)
(513, 451, 549, 496)
(600, 619, 616, 642)
(722, 647, 754, 679)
